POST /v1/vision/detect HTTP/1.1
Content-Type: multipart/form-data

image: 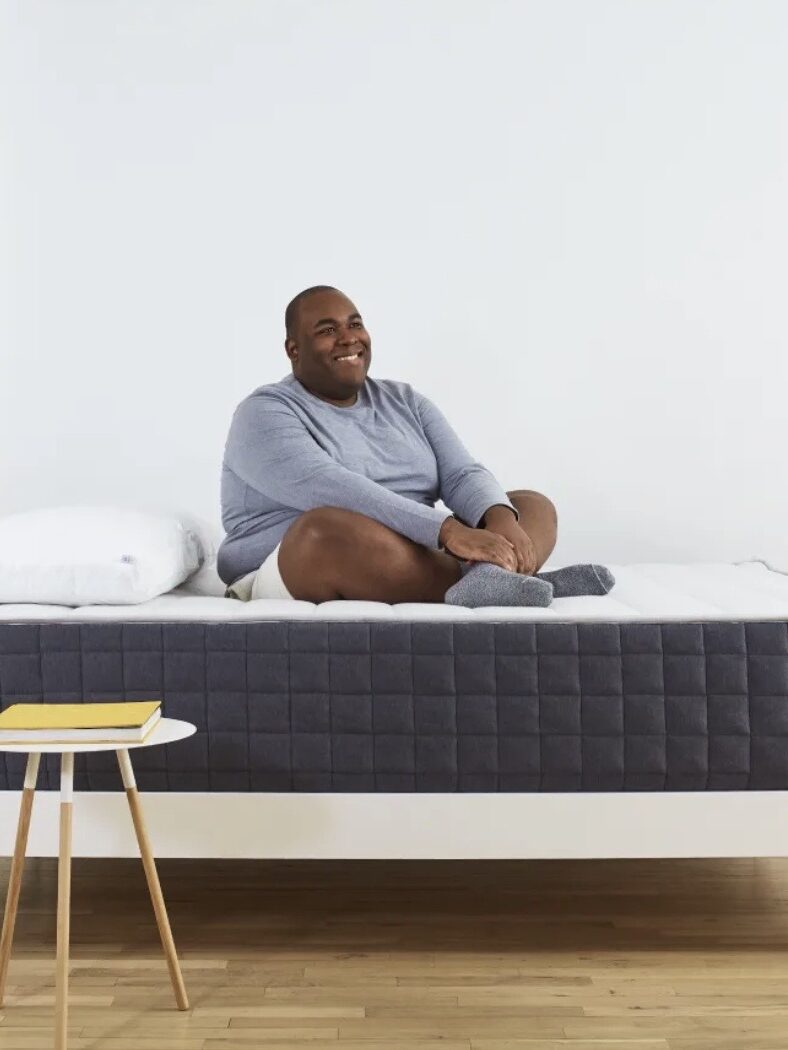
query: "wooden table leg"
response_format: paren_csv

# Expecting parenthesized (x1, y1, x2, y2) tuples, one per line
(116, 749, 189, 1010)
(0, 752, 40, 1005)
(55, 752, 73, 1050)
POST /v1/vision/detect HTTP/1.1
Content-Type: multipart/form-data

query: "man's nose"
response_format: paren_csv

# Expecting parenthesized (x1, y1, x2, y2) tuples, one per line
(337, 328, 359, 344)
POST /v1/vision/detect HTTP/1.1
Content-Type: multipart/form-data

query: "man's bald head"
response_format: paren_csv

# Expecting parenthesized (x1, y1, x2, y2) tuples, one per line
(282, 285, 371, 406)
(285, 285, 342, 340)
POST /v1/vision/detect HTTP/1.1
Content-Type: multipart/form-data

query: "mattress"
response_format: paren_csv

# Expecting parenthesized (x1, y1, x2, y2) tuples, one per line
(1, 561, 787, 794)
(1, 561, 787, 622)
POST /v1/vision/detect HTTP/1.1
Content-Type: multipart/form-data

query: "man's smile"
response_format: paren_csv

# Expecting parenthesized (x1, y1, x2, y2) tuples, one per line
(332, 348, 365, 364)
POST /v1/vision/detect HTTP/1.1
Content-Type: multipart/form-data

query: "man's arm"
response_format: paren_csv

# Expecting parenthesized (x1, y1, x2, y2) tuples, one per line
(415, 391, 520, 529)
(225, 395, 453, 549)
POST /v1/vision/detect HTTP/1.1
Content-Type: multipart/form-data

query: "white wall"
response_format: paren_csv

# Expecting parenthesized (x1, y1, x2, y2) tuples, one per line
(2, 0, 786, 568)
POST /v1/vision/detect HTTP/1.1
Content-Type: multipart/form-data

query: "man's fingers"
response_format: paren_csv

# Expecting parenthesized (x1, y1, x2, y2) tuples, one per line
(492, 543, 515, 571)
(499, 542, 516, 570)
(471, 535, 519, 572)
(506, 540, 521, 573)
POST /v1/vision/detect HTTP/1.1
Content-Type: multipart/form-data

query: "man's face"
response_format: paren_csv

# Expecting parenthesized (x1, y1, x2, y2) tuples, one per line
(285, 290, 372, 400)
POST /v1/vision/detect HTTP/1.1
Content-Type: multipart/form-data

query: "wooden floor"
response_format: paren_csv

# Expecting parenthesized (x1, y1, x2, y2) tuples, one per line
(2, 856, 788, 1049)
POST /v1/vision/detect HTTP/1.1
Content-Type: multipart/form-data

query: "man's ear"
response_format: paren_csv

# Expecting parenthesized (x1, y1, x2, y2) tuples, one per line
(284, 338, 298, 360)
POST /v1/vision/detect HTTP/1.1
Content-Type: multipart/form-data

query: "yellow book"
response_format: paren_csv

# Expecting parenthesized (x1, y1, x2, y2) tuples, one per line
(0, 700, 162, 744)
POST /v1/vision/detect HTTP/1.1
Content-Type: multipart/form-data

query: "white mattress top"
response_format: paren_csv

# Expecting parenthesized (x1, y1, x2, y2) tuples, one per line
(1, 561, 787, 623)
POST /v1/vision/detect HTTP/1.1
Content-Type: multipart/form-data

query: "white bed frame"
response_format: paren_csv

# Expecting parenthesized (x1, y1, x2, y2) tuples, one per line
(3, 791, 788, 859)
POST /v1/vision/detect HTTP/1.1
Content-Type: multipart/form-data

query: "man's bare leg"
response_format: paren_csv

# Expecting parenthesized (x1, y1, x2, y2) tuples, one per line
(278, 489, 559, 603)
(278, 507, 462, 603)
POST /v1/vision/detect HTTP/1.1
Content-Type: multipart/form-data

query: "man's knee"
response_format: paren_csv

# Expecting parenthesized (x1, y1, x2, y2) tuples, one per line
(507, 489, 558, 526)
(278, 506, 424, 602)
(279, 508, 368, 600)
(284, 507, 345, 549)
(281, 506, 390, 560)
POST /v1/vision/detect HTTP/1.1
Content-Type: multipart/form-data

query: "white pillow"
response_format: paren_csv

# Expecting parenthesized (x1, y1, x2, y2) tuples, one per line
(172, 511, 227, 597)
(0, 505, 202, 606)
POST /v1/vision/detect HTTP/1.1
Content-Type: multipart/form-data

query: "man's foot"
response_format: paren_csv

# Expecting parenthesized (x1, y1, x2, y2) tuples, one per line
(444, 562, 554, 608)
(535, 563, 615, 597)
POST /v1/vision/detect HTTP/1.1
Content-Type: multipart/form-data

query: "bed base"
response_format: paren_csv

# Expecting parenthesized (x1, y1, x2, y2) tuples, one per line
(2, 791, 788, 859)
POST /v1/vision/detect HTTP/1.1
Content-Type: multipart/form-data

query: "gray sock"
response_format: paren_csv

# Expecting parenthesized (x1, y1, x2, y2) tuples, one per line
(444, 562, 554, 608)
(535, 563, 615, 598)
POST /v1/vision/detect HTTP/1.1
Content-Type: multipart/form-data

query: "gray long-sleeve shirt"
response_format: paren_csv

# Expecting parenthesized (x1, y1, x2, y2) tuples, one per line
(217, 373, 518, 585)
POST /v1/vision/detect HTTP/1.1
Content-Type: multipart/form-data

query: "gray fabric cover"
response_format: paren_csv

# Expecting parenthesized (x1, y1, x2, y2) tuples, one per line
(1, 619, 787, 792)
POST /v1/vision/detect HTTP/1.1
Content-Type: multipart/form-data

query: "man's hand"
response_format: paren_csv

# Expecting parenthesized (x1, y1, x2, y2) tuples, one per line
(438, 516, 517, 572)
(481, 505, 539, 575)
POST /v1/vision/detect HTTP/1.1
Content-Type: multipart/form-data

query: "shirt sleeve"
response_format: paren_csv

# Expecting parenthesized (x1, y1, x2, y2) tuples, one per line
(224, 394, 454, 549)
(414, 390, 519, 529)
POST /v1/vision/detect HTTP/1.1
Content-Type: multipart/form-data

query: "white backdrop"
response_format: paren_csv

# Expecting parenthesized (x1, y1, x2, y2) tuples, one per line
(2, 0, 786, 569)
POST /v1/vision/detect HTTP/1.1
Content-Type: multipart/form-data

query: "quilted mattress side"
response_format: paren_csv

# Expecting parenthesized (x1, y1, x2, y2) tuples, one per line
(0, 619, 787, 792)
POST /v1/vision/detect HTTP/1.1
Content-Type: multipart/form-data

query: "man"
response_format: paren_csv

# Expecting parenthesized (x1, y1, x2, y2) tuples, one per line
(218, 285, 613, 605)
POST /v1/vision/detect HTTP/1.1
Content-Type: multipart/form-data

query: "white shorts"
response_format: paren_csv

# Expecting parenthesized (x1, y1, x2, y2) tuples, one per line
(224, 543, 294, 601)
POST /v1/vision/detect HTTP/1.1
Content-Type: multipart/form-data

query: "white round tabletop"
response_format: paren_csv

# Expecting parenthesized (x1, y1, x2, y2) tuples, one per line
(0, 717, 196, 754)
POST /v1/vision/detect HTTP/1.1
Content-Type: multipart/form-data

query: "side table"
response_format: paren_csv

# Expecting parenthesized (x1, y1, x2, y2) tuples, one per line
(0, 717, 196, 1050)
